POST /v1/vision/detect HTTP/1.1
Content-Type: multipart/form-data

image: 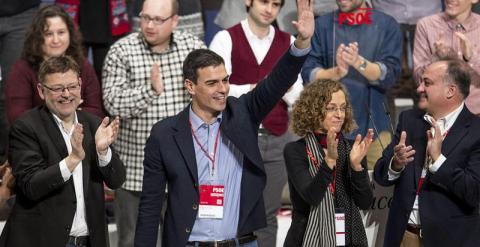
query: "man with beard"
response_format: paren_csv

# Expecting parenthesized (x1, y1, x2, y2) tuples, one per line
(209, 0, 303, 246)
(302, 0, 402, 168)
(374, 58, 480, 247)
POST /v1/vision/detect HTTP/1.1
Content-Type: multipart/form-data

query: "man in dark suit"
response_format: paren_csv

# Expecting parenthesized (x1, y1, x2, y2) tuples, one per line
(0, 56, 126, 247)
(374, 58, 480, 247)
(134, 1, 313, 246)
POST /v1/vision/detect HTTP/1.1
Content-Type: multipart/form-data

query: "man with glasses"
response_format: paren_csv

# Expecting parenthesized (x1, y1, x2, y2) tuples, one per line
(0, 55, 125, 247)
(102, 0, 205, 246)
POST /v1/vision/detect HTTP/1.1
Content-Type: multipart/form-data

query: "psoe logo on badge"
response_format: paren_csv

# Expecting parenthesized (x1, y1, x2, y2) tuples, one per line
(338, 8, 373, 26)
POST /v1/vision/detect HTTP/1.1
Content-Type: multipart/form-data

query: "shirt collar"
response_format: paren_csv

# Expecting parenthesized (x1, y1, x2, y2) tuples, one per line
(51, 111, 79, 135)
(424, 102, 464, 133)
(138, 31, 177, 53)
(241, 19, 275, 42)
(442, 12, 477, 32)
(189, 105, 223, 131)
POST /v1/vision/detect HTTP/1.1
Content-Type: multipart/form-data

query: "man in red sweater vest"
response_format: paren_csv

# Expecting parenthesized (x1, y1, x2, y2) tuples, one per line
(209, 1, 303, 246)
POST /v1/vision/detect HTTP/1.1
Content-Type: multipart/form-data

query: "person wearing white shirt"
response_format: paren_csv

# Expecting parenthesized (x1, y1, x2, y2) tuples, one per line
(0, 56, 125, 247)
(374, 58, 480, 247)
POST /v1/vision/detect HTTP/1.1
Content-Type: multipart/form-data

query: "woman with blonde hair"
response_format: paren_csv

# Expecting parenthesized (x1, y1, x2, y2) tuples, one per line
(284, 80, 373, 247)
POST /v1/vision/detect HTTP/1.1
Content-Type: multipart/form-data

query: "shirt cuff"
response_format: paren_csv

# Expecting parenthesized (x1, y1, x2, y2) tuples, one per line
(309, 67, 322, 83)
(388, 157, 404, 181)
(98, 148, 112, 167)
(377, 62, 387, 81)
(428, 154, 446, 173)
(59, 160, 72, 182)
(290, 43, 311, 57)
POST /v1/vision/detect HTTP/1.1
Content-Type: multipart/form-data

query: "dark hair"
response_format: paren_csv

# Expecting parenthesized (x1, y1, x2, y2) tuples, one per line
(246, 0, 285, 12)
(441, 59, 471, 98)
(22, 5, 84, 71)
(183, 49, 224, 83)
(38, 56, 80, 84)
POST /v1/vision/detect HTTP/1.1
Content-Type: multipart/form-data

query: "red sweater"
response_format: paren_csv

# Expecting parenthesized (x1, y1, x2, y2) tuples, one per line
(5, 59, 104, 124)
(227, 23, 291, 136)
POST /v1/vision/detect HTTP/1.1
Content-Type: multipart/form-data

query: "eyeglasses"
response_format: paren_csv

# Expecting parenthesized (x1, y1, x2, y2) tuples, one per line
(139, 13, 173, 25)
(325, 106, 348, 114)
(42, 83, 80, 94)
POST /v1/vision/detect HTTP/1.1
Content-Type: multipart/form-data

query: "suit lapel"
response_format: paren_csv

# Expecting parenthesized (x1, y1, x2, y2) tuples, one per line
(173, 107, 199, 185)
(39, 106, 69, 157)
(441, 107, 472, 156)
(78, 112, 93, 198)
(413, 114, 430, 189)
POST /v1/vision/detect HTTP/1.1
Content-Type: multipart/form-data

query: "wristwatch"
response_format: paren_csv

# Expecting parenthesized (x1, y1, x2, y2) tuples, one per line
(358, 58, 368, 71)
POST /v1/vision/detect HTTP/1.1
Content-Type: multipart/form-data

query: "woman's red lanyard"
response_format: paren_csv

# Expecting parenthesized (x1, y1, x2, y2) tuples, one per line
(189, 120, 221, 176)
(416, 128, 450, 195)
(306, 146, 336, 196)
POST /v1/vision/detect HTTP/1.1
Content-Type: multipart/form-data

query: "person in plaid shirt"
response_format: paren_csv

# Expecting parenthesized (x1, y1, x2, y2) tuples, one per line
(102, 0, 205, 246)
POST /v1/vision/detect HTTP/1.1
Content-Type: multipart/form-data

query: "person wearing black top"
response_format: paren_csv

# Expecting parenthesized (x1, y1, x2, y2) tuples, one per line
(284, 80, 373, 247)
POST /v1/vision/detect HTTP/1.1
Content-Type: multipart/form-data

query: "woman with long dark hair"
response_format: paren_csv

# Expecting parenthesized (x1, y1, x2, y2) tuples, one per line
(5, 5, 103, 123)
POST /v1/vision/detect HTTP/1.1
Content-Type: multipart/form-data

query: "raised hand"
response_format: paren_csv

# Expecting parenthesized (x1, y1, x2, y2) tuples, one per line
(95, 116, 120, 155)
(325, 127, 339, 170)
(292, 0, 314, 49)
(392, 131, 416, 171)
(350, 129, 374, 171)
(455, 32, 472, 61)
(426, 122, 442, 162)
(150, 63, 165, 95)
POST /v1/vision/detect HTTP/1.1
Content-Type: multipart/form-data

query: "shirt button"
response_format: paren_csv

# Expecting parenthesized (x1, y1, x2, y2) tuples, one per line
(192, 203, 198, 210)
(185, 227, 191, 233)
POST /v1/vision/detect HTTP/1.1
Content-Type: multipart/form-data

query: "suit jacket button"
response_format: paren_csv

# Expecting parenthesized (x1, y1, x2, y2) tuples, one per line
(192, 203, 198, 210)
(186, 227, 191, 233)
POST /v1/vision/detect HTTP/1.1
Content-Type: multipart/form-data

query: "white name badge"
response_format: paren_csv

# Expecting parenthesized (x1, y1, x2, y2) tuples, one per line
(198, 184, 224, 219)
(335, 209, 346, 246)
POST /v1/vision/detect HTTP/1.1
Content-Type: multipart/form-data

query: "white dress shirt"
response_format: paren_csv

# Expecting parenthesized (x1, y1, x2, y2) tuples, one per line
(387, 103, 465, 225)
(54, 113, 112, 237)
(209, 19, 303, 107)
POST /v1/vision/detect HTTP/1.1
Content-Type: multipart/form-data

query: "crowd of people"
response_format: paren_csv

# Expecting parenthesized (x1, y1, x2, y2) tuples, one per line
(0, 0, 479, 247)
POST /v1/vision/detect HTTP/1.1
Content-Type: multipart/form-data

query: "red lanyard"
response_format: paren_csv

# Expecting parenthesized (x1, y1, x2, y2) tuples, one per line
(189, 120, 221, 176)
(306, 146, 337, 196)
(416, 128, 450, 195)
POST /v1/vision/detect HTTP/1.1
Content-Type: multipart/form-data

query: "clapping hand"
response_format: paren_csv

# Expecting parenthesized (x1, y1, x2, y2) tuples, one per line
(334, 44, 349, 80)
(426, 122, 442, 162)
(325, 127, 339, 170)
(392, 131, 416, 171)
(95, 116, 120, 156)
(349, 129, 374, 171)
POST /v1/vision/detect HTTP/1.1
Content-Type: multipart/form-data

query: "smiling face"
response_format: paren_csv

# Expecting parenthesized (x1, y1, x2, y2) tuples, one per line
(417, 61, 455, 118)
(246, 0, 282, 28)
(185, 65, 230, 123)
(444, 0, 478, 21)
(37, 69, 81, 123)
(41, 16, 70, 58)
(321, 90, 347, 133)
